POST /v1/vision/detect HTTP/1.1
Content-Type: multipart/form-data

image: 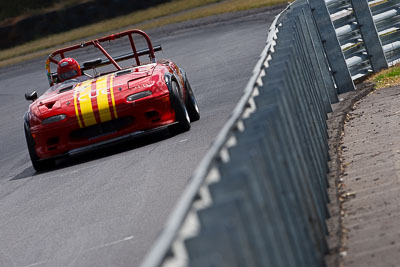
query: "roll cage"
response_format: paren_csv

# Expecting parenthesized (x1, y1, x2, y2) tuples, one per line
(45, 29, 162, 86)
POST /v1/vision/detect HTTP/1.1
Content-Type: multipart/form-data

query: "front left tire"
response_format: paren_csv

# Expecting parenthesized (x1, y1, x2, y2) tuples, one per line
(184, 78, 200, 122)
(169, 80, 191, 135)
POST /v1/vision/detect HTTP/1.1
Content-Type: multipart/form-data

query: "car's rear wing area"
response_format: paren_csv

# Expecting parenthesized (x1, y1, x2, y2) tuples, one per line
(46, 29, 162, 86)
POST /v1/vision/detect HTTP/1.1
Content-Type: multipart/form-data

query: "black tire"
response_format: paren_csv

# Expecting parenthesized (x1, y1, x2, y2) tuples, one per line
(184, 78, 200, 122)
(24, 123, 54, 171)
(169, 80, 191, 135)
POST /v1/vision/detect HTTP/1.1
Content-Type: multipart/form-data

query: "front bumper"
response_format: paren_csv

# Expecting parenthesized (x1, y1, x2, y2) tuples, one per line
(37, 123, 177, 162)
(31, 93, 175, 159)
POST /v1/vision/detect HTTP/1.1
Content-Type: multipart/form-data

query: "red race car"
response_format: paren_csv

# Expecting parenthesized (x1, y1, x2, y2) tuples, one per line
(24, 29, 200, 171)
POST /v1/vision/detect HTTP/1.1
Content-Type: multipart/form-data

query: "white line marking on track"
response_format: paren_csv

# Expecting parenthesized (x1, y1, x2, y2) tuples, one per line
(23, 260, 49, 267)
(67, 235, 135, 267)
(86, 235, 135, 252)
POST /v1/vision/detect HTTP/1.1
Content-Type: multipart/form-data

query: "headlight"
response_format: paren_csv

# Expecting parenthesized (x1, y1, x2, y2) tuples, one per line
(42, 114, 67, 125)
(126, 90, 152, 102)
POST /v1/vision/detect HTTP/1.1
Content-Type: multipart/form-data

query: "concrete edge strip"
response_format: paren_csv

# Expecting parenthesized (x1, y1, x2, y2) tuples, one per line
(325, 81, 376, 266)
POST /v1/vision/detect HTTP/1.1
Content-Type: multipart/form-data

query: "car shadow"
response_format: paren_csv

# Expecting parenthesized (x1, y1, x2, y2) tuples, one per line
(58, 128, 173, 169)
(10, 128, 174, 180)
(9, 166, 37, 180)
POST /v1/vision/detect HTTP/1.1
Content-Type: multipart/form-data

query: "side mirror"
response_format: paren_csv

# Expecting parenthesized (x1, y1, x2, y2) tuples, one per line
(25, 91, 38, 102)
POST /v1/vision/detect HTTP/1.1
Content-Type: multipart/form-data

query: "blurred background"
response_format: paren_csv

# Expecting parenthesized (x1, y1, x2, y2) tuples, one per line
(0, 0, 168, 49)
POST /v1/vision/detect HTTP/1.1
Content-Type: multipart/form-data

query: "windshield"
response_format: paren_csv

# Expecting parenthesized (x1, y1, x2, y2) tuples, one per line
(46, 75, 90, 93)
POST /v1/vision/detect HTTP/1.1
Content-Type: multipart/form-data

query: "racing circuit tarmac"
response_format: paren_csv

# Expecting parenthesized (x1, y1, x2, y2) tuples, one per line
(0, 8, 281, 267)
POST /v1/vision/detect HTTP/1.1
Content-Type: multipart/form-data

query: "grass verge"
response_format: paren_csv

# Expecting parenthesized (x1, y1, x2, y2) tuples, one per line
(0, 0, 288, 67)
(369, 64, 400, 89)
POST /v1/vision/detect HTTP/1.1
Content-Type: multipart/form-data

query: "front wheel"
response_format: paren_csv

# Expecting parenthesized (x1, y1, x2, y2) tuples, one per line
(185, 79, 200, 122)
(169, 80, 191, 135)
(24, 124, 54, 171)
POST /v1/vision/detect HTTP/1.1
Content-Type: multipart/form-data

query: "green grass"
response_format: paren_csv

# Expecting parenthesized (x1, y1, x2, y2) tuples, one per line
(0, 0, 288, 67)
(370, 65, 400, 89)
(0, 0, 90, 24)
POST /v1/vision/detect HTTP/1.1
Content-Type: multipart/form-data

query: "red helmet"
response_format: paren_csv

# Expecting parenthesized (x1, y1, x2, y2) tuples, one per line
(57, 58, 81, 82)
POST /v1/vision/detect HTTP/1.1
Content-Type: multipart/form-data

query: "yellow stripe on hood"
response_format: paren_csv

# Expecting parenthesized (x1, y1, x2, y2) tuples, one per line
(74, 83, 83, 128)
(110, 75, 118, 119)
(96, 75, 112, 122)
(76, 80, 96, 127)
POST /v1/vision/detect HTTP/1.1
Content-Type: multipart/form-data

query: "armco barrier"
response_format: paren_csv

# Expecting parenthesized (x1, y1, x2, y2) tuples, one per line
(140, 0, 399, 266)
(324, 0, 400, 81)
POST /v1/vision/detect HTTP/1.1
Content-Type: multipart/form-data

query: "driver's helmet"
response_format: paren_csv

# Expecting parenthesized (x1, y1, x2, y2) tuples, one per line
(57, 58, 81, 82)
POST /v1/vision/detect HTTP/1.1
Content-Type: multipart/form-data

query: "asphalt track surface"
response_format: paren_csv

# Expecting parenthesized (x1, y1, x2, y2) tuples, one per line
(0, 9, 280, 267)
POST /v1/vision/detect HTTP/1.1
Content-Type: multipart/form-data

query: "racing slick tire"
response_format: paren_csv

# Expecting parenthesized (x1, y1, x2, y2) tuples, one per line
(24, 123, 55, 171)
(184, 79, 200, 122)
(169, 80, 191, 135)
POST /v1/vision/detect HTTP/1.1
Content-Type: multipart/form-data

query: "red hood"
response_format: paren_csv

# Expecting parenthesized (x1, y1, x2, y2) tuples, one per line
(34, 64, 155, 111)
(30, 63, 161, 128)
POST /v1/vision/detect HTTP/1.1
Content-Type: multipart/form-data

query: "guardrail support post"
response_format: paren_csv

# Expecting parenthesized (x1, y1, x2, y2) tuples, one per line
(302, 6, 338, 104)
(308, 0, 355, 93)
(350, 0, 388, 72)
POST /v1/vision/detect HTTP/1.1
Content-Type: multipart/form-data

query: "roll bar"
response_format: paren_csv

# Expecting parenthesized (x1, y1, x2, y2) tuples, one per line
(46, 29, 159, 86)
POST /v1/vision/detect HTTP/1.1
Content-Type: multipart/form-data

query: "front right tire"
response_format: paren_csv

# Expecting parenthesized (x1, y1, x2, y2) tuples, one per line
(24, 123, 54, 172)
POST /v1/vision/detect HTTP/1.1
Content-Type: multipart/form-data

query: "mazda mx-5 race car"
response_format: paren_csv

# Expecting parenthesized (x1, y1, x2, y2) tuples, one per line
(24, 29, 200, 171)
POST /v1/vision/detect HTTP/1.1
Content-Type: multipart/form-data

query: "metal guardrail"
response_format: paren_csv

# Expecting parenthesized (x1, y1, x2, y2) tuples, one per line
(140, 0, 399, 266)
(321, 0, 400, 83)
(139, 6, 290, 267)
